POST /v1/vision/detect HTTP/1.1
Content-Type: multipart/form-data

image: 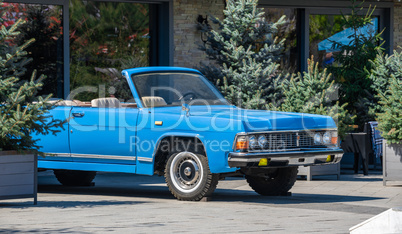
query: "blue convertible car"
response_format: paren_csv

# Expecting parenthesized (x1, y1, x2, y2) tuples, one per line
(37, 67, 343, 201)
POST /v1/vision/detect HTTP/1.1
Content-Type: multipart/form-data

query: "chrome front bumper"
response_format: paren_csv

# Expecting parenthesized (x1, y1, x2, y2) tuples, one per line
(228, 148, 343, 168)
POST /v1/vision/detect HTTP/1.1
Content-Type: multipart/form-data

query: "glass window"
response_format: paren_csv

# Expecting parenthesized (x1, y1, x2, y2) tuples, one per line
(263, 8, 298, 73)
(309, 14, 379, 68)
(69, 0, 150, 100)
(3, 3, 63, 97)
(132, 73, 229, 107)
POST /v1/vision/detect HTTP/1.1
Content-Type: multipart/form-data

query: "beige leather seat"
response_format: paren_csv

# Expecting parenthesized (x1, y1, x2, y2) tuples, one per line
(91, 97, 121, 108)
(34, 99, 78, 106)
(55, 100, 79, 106)
(141, 96, 167, 108)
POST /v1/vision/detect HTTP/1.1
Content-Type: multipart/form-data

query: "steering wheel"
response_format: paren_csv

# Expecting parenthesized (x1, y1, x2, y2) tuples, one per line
(178, 91, 196, 101)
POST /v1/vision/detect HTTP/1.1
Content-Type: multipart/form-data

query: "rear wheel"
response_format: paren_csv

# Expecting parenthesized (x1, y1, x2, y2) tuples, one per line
(53, 170, 96, 186)
(165, 152, 218, 201)
(245, 167, 298, 196)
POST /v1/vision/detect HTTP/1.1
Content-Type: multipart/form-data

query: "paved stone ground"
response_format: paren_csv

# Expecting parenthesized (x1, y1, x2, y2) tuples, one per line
(0, 171, 401, 233)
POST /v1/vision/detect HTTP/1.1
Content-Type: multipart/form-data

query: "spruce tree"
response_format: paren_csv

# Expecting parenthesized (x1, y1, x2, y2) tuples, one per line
(198, 0, 285, 109)
(0, 1, 64, 152)
(275, 58, 355, 137)
(369, 50, 402, 94)
(328, 0, 383, 129)
(376, 75, 402, 144)
(370, 50, 402, 144)
(368, 50, 402, 114)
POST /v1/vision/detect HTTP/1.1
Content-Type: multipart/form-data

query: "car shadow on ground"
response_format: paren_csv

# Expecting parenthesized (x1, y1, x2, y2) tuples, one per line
(34, 183, 387, 215)
(36, 173, 384, 203)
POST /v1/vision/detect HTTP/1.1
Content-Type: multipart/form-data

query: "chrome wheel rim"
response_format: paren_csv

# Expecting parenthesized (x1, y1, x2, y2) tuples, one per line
(170, 152, 203, 193)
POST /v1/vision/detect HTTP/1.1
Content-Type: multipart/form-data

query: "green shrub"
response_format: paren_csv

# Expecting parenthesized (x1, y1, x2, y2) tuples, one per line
(367, 49, 402, 143)
(376, 75, 402, 144)
(274, 58, 355, 138)
(368, 50, 402, 114)
(0, 2, 64, 152)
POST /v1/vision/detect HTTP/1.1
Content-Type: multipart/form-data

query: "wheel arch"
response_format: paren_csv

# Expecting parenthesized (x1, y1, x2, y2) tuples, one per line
(152, 133, 207, 175)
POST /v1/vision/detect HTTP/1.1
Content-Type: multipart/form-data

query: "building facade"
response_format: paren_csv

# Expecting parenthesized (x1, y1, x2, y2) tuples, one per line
(3, 0, 399, 98)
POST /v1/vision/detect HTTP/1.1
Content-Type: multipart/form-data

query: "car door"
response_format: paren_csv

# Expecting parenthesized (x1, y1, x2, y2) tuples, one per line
(36, 106, 72, 162)
(69, 106, 138, 164)
(68, 79, 139, 165)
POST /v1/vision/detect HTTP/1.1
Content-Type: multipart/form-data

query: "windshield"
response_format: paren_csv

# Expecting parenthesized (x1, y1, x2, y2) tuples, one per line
(132, 72, 229, 107)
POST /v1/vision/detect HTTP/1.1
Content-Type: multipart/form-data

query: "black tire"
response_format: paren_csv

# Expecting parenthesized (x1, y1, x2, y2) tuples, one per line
(245, 167, 298, 196)
(165, 152, 219, 201)
(53, 170, 96, 186)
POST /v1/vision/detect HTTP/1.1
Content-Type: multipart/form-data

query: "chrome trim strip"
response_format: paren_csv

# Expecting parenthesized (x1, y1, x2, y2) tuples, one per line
(248, 148, 303, 153)
(229, 149, 344, 158)
(228, 154, 343, 167)
(137, 157, 153, 162)
(44, 153, 136, 161)
(45, 153, 136, 161)
(44, 153, 70, 157)
(71, 154, 136, 161)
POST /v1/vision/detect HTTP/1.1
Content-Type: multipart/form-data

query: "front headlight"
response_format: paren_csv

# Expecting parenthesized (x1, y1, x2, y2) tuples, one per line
(316, 131, 338, 146)
(249, 135, 258, 148)
(314, 133, 322, 145)
(258, 135, 268, 148)
(323, 132, 331, 144)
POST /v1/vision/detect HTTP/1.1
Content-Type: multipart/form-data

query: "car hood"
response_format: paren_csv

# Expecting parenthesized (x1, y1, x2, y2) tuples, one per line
(188, 106, 336, 132)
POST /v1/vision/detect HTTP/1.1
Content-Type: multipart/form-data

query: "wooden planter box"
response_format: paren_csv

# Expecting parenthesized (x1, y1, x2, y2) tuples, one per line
(298, 163, 340, 181)
(0, 151, 37, 204)
(383, 141, 402, 186)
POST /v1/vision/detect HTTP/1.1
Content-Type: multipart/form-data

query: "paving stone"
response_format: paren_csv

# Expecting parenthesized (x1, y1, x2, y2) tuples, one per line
(0, 171, 401, 233)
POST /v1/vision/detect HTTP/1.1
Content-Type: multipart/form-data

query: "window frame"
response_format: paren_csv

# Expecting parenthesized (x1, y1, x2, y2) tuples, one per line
(260, 0, 393, 72)
(4, 0, 173, 98)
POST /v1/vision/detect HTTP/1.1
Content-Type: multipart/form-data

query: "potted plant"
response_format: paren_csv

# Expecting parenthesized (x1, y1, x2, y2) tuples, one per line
(0, 2, 64, 204)
(370, 49, 402, 185)
(376, 74, 402, 185)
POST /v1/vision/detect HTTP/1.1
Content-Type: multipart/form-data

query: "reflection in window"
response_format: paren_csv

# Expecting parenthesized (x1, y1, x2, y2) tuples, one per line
(3, 3, 63, 97)
(264, 8, 298, 73)
(67, 78, 135, 108)
(69, 0, 149, 101)
(309, 15, 379, 68)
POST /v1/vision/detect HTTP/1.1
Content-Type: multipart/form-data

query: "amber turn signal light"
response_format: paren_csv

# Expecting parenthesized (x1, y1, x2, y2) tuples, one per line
(235, 136, 248, 150)
(236, 141, 249, 150)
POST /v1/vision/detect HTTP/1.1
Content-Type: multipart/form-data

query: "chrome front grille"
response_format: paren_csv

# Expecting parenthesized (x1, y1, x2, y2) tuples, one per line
(265, 133, 297, 150)
(298, 132, 314, 146)
(250, 131, 315, 151)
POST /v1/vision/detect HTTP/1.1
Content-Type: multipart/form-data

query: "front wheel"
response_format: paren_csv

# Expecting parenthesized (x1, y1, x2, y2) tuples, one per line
(165, 152, 218, 201)
(245, 167, 298, 196)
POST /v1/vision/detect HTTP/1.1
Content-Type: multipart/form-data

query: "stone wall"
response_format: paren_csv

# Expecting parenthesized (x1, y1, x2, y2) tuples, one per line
(173, 0, 225, 68)
(394, 1, 402, 52)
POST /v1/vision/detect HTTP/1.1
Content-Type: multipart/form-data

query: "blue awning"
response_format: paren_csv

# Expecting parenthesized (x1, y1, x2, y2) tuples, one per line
(318, 18, 378, 52)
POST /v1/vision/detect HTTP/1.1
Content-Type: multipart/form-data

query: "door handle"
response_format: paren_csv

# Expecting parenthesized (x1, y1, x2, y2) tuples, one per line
(72, 112, 85, 117)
